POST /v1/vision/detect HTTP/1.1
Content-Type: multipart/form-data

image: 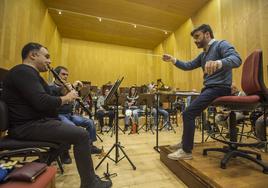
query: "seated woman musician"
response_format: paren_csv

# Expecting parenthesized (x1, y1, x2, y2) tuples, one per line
(124, 86, 142, 131)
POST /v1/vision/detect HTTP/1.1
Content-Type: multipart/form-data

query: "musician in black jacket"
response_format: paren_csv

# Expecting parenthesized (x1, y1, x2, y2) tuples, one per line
(2, 42, 111, 188)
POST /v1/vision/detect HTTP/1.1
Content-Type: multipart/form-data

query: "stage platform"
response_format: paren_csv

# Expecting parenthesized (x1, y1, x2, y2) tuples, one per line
(160, 142, 268, 188)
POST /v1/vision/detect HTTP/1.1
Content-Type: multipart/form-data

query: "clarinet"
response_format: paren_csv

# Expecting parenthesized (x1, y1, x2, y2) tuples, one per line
(47, 65, 92, 118)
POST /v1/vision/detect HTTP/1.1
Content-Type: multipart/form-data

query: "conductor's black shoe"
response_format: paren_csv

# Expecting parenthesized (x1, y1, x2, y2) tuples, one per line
(90, 177, 112, 188)
(91, 145, 102, 154)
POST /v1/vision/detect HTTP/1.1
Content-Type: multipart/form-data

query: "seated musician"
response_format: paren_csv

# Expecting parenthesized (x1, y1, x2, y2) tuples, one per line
(96, 88, 115, 131)
(124, 86, 143, 131)
(50, 66, 102, 162)
(151, 79, 171, 129)
(152, 103, 170, 130)
(215, 83, 246, 129)
(254, 113, 268, 148)
(147, 81, 155, 92)
(156, 78, 164, 89)
(2, 42, 111, 188)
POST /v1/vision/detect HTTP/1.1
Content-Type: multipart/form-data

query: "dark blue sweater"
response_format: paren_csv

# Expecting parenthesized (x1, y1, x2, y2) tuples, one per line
(174, 40, 242, 88)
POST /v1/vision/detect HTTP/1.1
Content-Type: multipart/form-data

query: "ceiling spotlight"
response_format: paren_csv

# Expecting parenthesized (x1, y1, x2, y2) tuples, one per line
(133, 24, 137, 28)
(98, 17, 102, 22)
(58, 11, 62, 15)
(164, 31, 168, 35)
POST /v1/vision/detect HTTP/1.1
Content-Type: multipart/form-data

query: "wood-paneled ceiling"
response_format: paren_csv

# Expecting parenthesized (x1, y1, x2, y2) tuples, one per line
(43, 0, 209, 49)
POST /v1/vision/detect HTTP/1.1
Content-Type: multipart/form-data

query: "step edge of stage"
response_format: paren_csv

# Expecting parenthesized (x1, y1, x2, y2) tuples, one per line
(159, 145, 222, 188)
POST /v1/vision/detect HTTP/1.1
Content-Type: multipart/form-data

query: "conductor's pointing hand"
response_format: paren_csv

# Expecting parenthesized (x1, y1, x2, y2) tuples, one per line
(162, 54, 176, 64)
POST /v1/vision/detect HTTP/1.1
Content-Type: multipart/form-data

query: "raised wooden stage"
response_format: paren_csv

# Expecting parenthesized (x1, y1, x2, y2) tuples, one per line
(160, 142, 268, 188)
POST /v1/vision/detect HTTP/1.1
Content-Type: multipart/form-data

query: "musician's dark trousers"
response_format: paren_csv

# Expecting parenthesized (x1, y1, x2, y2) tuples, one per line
(182, 86, 231, 153)
(96, 110, 114, 128)
(8, 118, 95, 188)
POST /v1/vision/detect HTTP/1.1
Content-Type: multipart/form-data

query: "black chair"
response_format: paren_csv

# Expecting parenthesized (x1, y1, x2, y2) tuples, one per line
(0, 100, 65, 173)
(203, 50, 268, 173)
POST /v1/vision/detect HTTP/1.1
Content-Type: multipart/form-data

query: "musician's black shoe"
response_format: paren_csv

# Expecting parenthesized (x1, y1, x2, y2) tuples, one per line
(81, 176, 112, 188)
(60, 151, 72, 164)
(91, 145, 102, 154)
(124, 126, 129, 131)
(87, 176, 112, 188)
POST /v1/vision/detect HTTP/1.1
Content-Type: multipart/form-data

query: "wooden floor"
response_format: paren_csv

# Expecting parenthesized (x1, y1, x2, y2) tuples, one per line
(55, 118, 193, 188)
(52, 117, 268, 188)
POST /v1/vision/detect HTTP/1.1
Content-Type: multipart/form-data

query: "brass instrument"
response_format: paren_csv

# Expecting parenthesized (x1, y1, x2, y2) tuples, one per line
(47, 65, 92, 117)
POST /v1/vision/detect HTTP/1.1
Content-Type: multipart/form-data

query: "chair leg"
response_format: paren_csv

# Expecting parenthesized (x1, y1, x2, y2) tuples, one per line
(221, 150, 237, 169)
(239, 122, 245, 142)
(233, 151, 268, 174)
(175, 113, 179, 127)
(168, 123, 176, 134)
(57, 157, 64, 174)
(203, 147, 229, 156)
(237, 149, 262, 160)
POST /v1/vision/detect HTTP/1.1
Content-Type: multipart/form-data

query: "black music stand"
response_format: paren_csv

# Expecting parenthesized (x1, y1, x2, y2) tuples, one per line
(137, 93, 154, 134)
(158, 94, 176, 133)
(107, 94, 126, 137)
(95, 77, 136, 170)
(153, 92, 160, 152)
(78, 86, 103, 142)
(153, 92, 177, 153)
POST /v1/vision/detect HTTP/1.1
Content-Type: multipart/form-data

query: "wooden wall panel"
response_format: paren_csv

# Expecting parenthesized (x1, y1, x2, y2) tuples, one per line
(220, 0, 268, 87)
(60, 38, 154, 86)
(0, 0, 61, 79)
(1, 0, 267, 89)
(153, 0, 268, 91)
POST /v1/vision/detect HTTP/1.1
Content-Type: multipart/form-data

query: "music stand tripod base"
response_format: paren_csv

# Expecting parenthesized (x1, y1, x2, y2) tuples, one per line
(95, 77, 136, 171)
(101, 163, 117, 180)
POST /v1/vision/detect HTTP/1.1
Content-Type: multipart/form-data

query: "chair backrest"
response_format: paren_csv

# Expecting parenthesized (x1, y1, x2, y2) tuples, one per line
(241, 50, 263, 96)
(0, 100, 9, 132)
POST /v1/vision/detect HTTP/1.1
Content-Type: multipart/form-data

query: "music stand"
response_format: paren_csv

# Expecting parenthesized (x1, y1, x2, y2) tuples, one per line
(78, 86, 103, 142)
(90, 85, 98, 93)
(153, 92, 160, 152)
(106, 94, 126, 137)
(95, 77, 136, 170)
(153, 92, 176, 153)
(158, 94, 176, 133)
(137, 93, 155, 134)
(119, 87, 129, 95)
(80, 86, 91, 99)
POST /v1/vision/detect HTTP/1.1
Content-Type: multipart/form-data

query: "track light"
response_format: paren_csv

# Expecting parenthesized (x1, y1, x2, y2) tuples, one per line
(49, 8, 171, 35)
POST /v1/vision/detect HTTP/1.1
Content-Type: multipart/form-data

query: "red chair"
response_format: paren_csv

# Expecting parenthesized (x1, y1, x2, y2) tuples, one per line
(0, 166, 57, 188)
(203, 49, 268, 173)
